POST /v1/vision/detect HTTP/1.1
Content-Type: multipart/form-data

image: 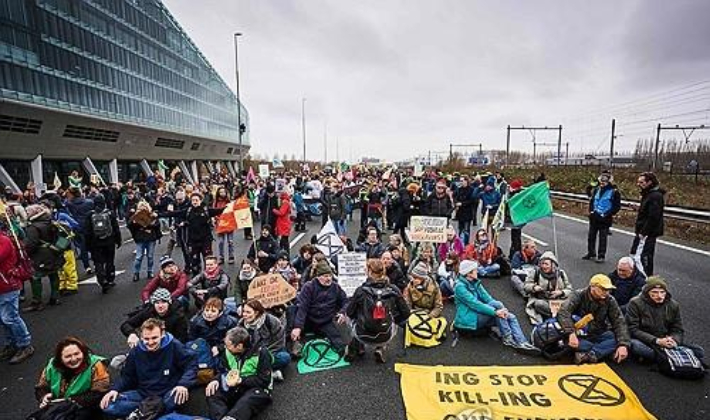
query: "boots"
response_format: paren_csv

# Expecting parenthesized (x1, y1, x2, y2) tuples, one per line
(9, 345, 34, 364)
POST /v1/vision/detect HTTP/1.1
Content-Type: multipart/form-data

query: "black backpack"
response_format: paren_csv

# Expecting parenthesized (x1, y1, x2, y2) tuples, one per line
(656, 346, 706, 380)
(91, 210, 113, 240)
(357, 285, 397, 340)
(531, 318, 572, 360)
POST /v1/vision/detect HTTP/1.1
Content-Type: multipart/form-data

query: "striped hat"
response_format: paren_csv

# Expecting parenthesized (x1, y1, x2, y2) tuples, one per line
(410, 262, 430, 279)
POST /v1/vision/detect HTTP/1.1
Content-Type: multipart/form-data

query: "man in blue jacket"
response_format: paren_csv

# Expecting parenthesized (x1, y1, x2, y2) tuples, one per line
(583, 172, 621, 263)
(100, 318, 197, 417)
(65, 187, 94, 274)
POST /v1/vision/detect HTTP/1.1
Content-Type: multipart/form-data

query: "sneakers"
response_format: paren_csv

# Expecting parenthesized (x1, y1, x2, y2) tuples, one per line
(0, 345, 16, 361)
(574, 351, 598, 365)
(85, 267, 94, 275)
(272, 370, 284, 382)
(23, 301, 45, 312)
(513, 342, 541, 356)
(132, 273, 140, 282)
(374, 348, 386, 364)
(9, 345, 34, 364)
(581, 254, 595, 260)
(501, 335, 517, 348)
(595, 257, 605, 264)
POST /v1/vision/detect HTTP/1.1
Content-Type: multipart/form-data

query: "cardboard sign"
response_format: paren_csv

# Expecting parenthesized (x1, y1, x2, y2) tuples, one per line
(409, 216, 448, 243)
(549, 299, 564, 317)
(275, 178, 287, 193)
(247, 274, 297, 308)
(258, 164, 270, 178)
(395, 363, 658, 420)
(337, 252, 368, 297)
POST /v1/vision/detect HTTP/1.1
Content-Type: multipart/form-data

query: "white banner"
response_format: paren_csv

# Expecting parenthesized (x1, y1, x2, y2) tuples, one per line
(338, 252, 368, 297)
(409, 216, 448, 243)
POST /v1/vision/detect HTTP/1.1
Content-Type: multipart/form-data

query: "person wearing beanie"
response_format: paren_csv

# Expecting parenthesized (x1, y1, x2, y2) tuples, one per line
(558, 274, 630, 365)
(269, 250, 298, 289)
(140, 256, 189, 306)
(23, 204, 65, 312)
(120, 288, 188, 346)
(408, 242, 439, 277)
(626, 276, 704, 364)
(188, 256, 230, 309)
(402, 261, 447, 348)
(291, 259, 348, 355)
(608, 256, 646, 312)
(583, 171, 621, 263)
(453, 259, 539, 355)
(522, 251, 572, 324)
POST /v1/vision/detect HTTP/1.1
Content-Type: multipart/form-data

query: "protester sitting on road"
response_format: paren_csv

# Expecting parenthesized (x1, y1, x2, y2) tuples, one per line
(188, 255, 230, 309)
(291, 244, 316, 280)
(408, 242, 438, 276)
(128, 200, 161, 282)
(345, 259, 410, 363)
(437, 226, 464, 262)
(436, 251, 460, 299)
(239, 299, 290, 381)
(247, 225, 280, 274)
(557, 274, 630, 365)
(626, 276, 705, 363)
(189, 297, 238, 358)
(402, 262, 447, 347)
(453, 260, 539, 354)
(121, 288, 189, 346)
(141, 256, 189, 307)
(205, 327, 273, 420)
(356, 226, 387, 258)
(609, 256, 646, 313)
(231, 259, 260, 311)
(463, 228, 500, 278)
(511, 239, 542, 269)
(522, 251, 572, 324)
(100, 318, 197, 417)
(388, 234, 410, 270)
(33, 336, 109, 420)
(269, 250, 298, 289)
(291, 260, 348, 356)
(24, 204, 65, 312)
(381, 250, 408, 292)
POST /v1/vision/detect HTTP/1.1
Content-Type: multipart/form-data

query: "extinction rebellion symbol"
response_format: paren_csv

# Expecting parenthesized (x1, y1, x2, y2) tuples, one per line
(558, 374, 626, 407)
(523, 196, 538, 209)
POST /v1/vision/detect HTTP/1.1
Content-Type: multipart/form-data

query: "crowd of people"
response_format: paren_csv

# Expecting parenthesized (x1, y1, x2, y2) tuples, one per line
(0, 164, 704, 419)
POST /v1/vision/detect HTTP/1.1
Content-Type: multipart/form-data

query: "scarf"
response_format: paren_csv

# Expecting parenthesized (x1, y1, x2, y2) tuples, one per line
(240, 269, 257, 282)
(244, 313, 266, 331)
(205, 266, 221, 280)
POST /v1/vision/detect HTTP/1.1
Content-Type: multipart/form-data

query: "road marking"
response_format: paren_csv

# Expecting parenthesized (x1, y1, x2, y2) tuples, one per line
(290, 232, 306, 249)
(123, 238, 134, 244)
(553, 212, 710, 258)
(521, 233, 549, 247)
(79, 270, 126, 285)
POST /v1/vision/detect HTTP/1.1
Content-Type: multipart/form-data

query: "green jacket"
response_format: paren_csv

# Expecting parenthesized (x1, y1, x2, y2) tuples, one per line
(454, 276, 497, 331)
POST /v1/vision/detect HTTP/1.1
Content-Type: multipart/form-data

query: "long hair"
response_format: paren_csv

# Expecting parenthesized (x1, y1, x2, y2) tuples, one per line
(52, 336, 92, 370)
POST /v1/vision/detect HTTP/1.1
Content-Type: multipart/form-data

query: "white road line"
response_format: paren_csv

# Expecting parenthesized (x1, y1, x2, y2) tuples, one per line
(521, 233, 549, 247)
(290, 232, 306, 249)
(553, 212, 710, 258)
(78, 270, 126, 285)
(123, 238, 134, 244)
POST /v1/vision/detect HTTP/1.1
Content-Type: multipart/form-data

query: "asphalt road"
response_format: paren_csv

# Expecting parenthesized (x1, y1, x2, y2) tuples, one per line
(1, 212, 708, 420)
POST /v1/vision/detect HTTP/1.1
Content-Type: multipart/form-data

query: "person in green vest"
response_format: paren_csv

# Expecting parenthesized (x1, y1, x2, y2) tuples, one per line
(206, 326, 273, 420)
(33, 336, 110, 420)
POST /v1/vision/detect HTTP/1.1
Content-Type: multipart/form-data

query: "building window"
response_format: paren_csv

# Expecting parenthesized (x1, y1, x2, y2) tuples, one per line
(63, 124, 119, 142)
(155, 137, 184, 149)
(190, 142, 200, 151)
(226, 147, 233, 154)
(0, 114, 42, 134)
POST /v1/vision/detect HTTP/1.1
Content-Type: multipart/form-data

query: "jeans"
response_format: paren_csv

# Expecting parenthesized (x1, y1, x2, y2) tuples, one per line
(133, 241, 156, 275)
(577, 330, 618, 359)
(273, 348, 291, 371)
(0, 290, 31, 348)
(217, 231, 234, 261)
(587, 220, 609, 258)
(75, 232, 91, 270)
(630, 339, 705, 362)
(333, 219, 346, 236)
(457, 220, 471, 246)
(437, 276, 455, 298)
(103, 390, 178, 418)
(476, 300, 528, 345)
(31, 271, 60, 302)
(478, 263, 500, 278)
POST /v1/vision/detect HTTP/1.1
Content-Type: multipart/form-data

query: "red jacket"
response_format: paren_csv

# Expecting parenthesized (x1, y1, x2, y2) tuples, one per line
(141, 270, 189, 302)
(0, 232, 21, 294)
(273, 195, 292, 237)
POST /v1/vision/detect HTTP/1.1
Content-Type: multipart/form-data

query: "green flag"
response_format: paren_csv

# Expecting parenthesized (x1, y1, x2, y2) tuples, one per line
(297, 339, 350, 374)
(508, 181, 553, 225)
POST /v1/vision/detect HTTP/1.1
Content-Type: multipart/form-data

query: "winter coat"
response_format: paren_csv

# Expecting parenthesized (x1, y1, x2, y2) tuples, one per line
(423, 193, 453, 218)
(356, 241, 386, 259)
(188, 312, 238, 348)
(588, 184, 621, 227)
(141, 271, 190, 303)
(403, 278, 443, 318)
(390, 188, 413, 227)
(454, 185, 475, 222)
(120, 303, 189, 343)
(86, 209, 121, 250)
(239, 313, 286, 353)
(511, 249, 542, 269)
(273, 196, 292, 237)
(188, 270, 230, 300)
(294, 279, 347, 328)
(326, 192, 348, 221)
(626, 284, 684, 347)
(609, 269, 646, 308)
(0, 232, 21, 294)
(24, 212, 65, 274)
(258, 193, 278, 226)
(437, 238, 464, 262)
(111, 333, 197, 396)
(557, 287, 630, 346)
(463, 242, 498, 266)
(185, 205, 221, 245)
(478, 188, 501, 215)
(635, 187, 665, 237)
(453, 277, 497, 331)
(346, 280, 410, 328)
(247, 235, 280, 274)
(66, 197, 94, 232)
(385, 263, 408, 291)
(214, 346, 272, 393)
(523, 267, 572, 324)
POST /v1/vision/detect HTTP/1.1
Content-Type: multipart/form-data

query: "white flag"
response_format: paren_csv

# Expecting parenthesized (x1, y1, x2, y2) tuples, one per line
(316, 220, 346, 258)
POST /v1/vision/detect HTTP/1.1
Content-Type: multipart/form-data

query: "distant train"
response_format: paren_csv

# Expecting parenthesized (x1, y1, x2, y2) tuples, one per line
(544, 154, 636, 167)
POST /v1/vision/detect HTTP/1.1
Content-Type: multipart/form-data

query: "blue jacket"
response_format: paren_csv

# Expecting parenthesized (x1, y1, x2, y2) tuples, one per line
(54, 210, 79, 231)
(511, 250, 542, 269)
(294, 192, 306, 212)
(294, 279, 347, 328)
(478, 188, 501, 215)
(454, 276, 498, 331)
(66, 197, 94, 231)
(609, 269, 646, 307)
(112, 333, 197, 397)
(188, 312, 238, 348)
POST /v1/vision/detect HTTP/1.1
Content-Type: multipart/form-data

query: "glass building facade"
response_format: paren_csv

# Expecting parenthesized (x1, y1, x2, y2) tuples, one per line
(0, 0, 248, 145)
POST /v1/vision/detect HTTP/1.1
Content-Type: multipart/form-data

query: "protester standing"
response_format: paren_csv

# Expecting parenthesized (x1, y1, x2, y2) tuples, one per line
(631, 172, 665, 276)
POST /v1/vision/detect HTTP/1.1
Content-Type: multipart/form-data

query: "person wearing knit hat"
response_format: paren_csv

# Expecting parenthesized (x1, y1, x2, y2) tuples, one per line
(583, 170, 621, 263)
(557, 274, 630, 365)
(402, 261, 447, 348)
(626, 276, 705, 364)
(522, 251, 572, 325)
(453, 258, 539, 355)
(140, 255, 189, 306)
(150, 287, 173, 304)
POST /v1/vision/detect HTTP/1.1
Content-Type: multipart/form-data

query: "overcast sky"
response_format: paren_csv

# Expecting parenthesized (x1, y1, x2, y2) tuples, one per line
(163, 0, 710, 162)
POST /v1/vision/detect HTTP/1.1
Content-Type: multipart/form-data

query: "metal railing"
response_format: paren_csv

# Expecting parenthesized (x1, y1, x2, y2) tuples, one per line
(550, 191, 710, 224)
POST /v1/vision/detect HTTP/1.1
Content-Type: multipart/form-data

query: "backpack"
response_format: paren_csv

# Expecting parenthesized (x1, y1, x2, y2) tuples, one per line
(25, 399, 81, 420)
(531, 318, 572, 360)
(357, 285, 397, 341)
(90, 210, 113, 240)
(656, 346, 706, 380)
(42, 221, 74, 254)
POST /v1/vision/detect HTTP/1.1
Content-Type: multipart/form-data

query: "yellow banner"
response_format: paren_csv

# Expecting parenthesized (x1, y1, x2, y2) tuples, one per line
(395, 363, 657, 420)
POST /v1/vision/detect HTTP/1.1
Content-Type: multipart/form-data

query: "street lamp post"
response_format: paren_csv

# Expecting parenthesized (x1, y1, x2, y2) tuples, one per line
(301, 97, 307, 163)
(233, 32, 243, 172)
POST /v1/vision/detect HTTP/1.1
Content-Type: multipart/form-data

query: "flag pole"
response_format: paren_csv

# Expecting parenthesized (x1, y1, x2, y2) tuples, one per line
(551, 213, 559, 258)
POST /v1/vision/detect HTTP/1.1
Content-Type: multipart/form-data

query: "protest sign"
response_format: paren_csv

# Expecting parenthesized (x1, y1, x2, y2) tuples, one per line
(275, 178, 287, 193)
(258, 164, 270, 178)
(395, 363, 657, 420)
(409, 216, 448, 243)
(247, 274, 297, 308)
(337, 252, 367, 297)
